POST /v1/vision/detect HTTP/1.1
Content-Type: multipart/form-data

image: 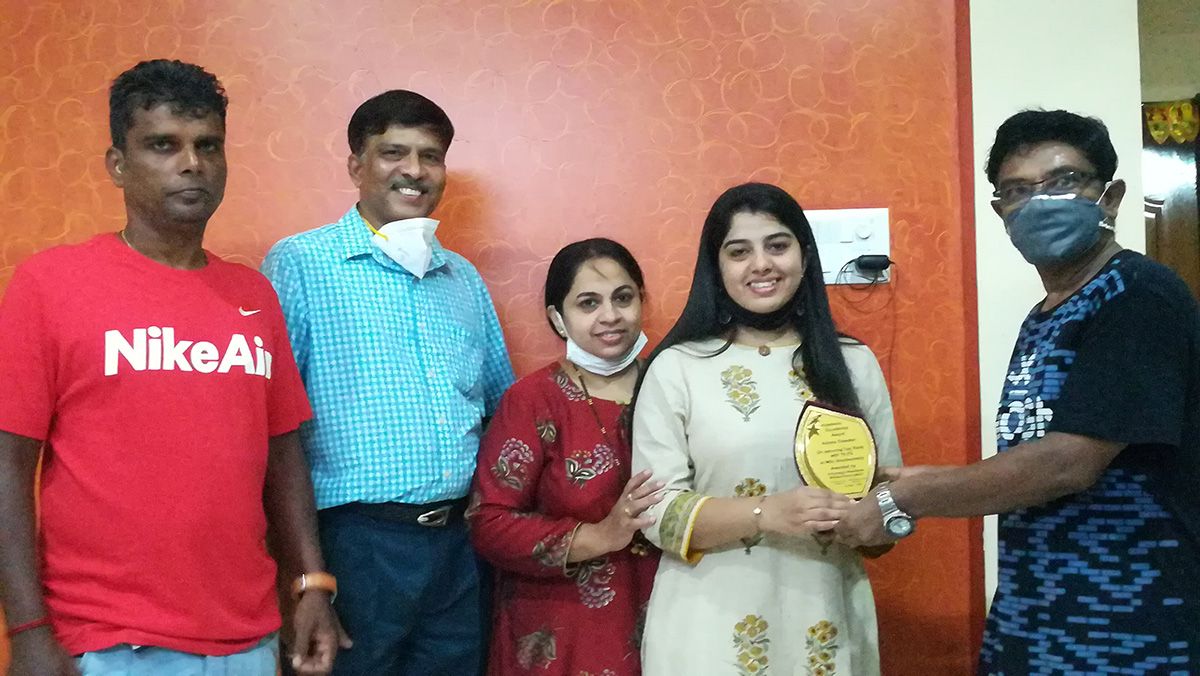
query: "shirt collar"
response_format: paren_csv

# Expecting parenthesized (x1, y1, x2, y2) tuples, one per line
(336, 206, 448, 274)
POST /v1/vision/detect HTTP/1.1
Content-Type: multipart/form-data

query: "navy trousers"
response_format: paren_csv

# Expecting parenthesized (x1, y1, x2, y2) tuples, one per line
(317, 507, 484, 675)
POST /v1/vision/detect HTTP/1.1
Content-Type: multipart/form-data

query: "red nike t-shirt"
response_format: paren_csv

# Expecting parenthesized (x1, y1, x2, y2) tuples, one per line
(0, 234, 312, 656)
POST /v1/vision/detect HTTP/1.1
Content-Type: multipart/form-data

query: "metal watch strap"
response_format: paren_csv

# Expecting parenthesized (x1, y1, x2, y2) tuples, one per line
(876, 483, 915, 538)
(876, 484, 907, 519)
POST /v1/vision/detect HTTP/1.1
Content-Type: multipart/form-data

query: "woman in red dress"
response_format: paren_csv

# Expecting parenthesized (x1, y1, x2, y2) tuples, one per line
(469, 238, 661, 676)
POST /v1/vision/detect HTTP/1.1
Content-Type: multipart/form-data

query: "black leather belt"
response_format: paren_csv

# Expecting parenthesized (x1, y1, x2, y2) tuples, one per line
(331, 498, 467, 528)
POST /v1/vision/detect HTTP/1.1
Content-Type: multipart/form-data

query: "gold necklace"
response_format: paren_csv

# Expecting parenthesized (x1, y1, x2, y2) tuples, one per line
(571, 365, 624, 448)
(119, 229, 134, 250)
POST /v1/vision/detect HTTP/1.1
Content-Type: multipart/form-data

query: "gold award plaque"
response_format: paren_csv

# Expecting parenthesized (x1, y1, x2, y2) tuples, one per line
(794, 401, 877, 499)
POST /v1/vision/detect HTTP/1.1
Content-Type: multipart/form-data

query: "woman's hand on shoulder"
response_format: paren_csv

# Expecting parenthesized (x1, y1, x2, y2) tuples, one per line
(569, 470, 664, 561)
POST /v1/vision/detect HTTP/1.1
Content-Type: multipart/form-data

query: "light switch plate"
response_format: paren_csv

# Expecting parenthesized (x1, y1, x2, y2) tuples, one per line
(805, 207, 890, 284)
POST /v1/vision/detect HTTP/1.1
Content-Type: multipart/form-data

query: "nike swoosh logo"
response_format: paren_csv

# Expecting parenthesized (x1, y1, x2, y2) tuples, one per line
(238, 307, 261, 316)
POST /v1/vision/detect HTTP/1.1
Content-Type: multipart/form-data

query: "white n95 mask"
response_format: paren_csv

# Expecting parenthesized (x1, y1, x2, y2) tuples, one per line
(369, 218, 439, 278)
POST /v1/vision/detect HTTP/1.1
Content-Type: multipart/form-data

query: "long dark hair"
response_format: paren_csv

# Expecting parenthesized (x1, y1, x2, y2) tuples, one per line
(645, 182, 862, 413)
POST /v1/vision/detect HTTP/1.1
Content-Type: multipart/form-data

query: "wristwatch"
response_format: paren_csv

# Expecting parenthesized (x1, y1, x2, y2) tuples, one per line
(875, 484, 915, 539)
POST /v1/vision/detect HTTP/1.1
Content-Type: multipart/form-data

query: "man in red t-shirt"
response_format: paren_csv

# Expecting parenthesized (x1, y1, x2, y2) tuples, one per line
(0, 60, 344, 676)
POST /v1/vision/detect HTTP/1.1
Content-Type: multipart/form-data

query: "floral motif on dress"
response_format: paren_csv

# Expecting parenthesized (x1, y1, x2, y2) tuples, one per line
(804, 620, 840, 675)
(532, 530, 574, 570)
(554, 367, 587, 401)
(492, 438, 535, 491)
(735, 478, 766, 497)
(536, 418, 558, 443)
(721, 365, 761, 421)
(789, 367, 815, 402)
(733, 614, 770, 674)
(578, 671, 617, 676)
(735, 478, 767, 552)
(565, 443, 618, 486)
(566, 556, 616, 608)
(515, 628, 557, 669)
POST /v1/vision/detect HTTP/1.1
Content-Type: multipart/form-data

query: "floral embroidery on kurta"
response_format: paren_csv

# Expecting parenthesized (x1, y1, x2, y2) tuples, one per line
(537, 419, 559, 443)
(735, 478, 767, 552)
(555, 368, 587, 401)
(659, 490, 710, 562)
(721, 366, 761, 421)
(515, 629, 558, 669)
(533, 530, 575, 570)
(493, 438, 535, 490)
(471, 363, 659, 676)
(804, 620, 839, 675)
(565, 444, 618, 486)
(568, 557, 616, 608)
(633, 344, 895, 676)
(733, 615, 770, 674)
(789, 368, 815, 402)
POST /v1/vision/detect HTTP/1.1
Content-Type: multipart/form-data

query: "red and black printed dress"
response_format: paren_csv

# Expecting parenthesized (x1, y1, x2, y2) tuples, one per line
(469, 362, 659, 676)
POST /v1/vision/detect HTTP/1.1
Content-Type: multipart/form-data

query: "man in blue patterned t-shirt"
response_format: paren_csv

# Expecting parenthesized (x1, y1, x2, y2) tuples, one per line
(834, 110, 1200, 674)
(262, 90, 514, 675)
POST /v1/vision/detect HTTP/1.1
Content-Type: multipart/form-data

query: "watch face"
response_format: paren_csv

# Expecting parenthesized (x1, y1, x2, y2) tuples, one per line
(885, 516, 914, 538)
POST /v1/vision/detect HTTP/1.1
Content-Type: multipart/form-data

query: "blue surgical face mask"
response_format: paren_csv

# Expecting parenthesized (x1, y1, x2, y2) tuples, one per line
(1003, 191, 1114, 266)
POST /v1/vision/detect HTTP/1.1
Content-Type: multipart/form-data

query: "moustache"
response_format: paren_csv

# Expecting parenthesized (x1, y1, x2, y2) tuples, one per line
(389, 178, 428, 193)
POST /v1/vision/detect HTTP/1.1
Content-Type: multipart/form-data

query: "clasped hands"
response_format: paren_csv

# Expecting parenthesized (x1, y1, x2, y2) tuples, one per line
(763, 466, 924, 549)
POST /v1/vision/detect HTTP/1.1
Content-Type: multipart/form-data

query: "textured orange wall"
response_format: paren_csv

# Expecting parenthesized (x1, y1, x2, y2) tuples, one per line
(0, 0, 982, 672)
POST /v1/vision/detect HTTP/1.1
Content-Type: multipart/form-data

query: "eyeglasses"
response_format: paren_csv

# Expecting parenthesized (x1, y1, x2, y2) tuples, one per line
(992, 170, 1098, 207)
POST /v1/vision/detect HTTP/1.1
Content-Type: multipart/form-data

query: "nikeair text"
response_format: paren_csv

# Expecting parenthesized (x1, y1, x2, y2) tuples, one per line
(104, 327, 273, 378)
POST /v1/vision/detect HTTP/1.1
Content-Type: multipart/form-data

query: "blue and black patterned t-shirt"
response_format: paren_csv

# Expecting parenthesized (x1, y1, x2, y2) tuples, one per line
(979, 251, 1200, 676)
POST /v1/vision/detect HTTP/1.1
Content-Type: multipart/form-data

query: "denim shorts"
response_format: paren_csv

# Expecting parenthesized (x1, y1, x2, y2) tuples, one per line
(75, 632, 279, 676)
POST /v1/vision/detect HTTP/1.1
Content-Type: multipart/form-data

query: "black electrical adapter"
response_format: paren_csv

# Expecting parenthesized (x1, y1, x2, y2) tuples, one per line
(853, 255, 894, 273)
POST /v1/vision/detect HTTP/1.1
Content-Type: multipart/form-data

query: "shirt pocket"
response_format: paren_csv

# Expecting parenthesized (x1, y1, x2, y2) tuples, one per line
(436, 324, 485, 398)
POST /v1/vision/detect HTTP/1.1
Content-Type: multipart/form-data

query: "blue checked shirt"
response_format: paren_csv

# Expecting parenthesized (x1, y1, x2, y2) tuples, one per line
(261, 207, 514, 508)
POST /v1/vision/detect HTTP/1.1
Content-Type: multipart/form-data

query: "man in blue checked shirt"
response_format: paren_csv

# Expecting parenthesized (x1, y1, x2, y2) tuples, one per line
(262, 90, 514, 676)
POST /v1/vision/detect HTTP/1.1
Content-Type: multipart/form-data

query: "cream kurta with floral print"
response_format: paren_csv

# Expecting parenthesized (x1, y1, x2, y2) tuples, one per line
(632, 340, 902, 676)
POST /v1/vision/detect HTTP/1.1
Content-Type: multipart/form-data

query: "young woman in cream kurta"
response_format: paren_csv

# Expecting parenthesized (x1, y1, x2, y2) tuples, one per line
(633, 340, 899, 676)
(631, 183, 903, 676)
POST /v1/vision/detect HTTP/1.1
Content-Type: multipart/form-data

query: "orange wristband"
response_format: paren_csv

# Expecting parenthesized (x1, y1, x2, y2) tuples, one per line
(291, 572, 338, 603)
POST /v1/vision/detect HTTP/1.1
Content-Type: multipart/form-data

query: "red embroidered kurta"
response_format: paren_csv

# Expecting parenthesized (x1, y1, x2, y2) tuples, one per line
(469, 362, 659, 676)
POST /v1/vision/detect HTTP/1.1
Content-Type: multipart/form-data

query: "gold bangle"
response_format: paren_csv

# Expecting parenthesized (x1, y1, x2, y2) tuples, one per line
(292, 572, 338, 604)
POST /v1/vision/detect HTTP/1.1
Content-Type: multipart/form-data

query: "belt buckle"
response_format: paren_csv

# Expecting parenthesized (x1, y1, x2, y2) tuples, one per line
(416, 505, 452, 527)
